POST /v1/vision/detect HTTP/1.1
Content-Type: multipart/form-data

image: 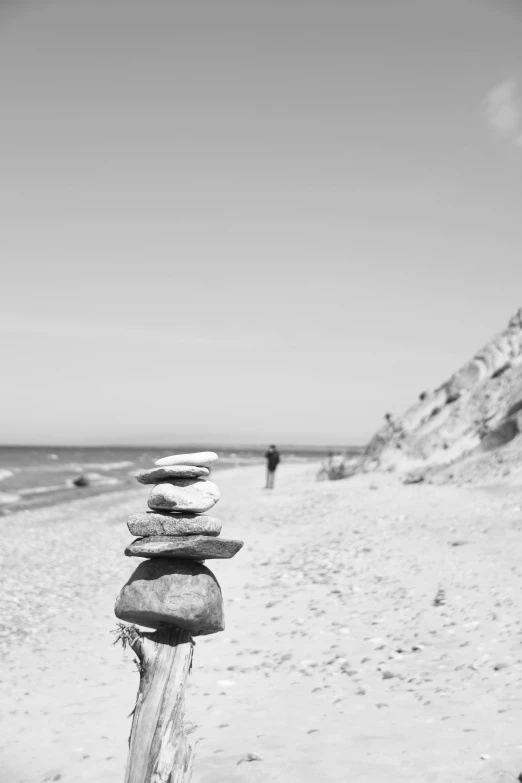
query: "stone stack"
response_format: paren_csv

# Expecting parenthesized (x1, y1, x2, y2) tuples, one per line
(115, 451, 243, 636)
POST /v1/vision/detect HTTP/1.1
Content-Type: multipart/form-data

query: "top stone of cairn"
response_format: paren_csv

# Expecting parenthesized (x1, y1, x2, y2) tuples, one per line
(155, 451, 219, 468)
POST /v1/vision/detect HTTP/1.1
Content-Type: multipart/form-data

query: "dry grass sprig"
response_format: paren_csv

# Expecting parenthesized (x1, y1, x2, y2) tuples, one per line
(112, 622, 142, 650)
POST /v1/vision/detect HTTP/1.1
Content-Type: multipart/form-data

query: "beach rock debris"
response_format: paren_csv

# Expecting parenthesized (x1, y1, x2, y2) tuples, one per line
(433, 587, 446, 607)
(403, 473, 424, 485)
(115, 451, 241, 634)
(73, 475, 90, 488)
(237, 753, 263, 765)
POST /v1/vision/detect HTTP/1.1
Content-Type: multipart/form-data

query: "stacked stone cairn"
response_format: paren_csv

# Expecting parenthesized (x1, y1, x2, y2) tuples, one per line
(115, 451, 243, 636)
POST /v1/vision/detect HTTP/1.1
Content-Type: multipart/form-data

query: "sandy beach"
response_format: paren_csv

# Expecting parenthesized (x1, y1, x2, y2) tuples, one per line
(1, 462, 522, 783)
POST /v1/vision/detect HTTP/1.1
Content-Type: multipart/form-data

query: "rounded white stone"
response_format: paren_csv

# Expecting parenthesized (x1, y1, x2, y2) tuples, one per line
(148, 478, 220, 514)
(155, 451, 219, 468)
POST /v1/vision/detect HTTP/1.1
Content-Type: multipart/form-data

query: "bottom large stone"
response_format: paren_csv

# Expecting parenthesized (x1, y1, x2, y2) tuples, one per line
(114, 558, 224, 636)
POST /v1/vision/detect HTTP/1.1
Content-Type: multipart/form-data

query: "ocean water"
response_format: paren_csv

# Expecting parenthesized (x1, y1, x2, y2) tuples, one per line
(0, 445, 348, 514)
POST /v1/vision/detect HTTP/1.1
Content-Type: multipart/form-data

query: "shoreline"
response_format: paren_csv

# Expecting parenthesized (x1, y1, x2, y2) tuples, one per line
(0, 455, 324, 515)
(0, 459, 251, 516)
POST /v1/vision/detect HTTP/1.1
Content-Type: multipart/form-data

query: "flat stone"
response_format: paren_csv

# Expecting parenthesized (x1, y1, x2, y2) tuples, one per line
(114, 557, 224, 635)
(125, 535, 244, 560)
(127, 512, 222, 537)
(135, 465, 209, 484)
(148, 478, 220, 514)
(155, 451, 219, 468)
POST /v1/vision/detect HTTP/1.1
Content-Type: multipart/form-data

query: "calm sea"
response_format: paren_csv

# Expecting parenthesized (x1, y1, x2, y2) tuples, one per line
(0, 445, 354, 514)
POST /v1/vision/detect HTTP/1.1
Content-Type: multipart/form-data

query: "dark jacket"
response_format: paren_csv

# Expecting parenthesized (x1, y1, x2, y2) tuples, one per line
(265, 449, 280, 471)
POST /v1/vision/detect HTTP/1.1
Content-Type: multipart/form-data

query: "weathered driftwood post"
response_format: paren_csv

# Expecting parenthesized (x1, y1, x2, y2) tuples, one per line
(114, 451, 243, 783)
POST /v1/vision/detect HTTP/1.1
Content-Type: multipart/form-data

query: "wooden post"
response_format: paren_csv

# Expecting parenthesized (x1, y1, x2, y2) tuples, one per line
(114, 451, 242, 782)
(121, 624, 195, 783)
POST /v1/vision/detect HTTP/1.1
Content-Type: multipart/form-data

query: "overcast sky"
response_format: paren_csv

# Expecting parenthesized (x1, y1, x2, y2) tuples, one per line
(1, 0, 522, 446)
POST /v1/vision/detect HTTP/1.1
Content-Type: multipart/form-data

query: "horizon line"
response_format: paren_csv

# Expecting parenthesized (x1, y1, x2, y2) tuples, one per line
(0, 442, 366, 451)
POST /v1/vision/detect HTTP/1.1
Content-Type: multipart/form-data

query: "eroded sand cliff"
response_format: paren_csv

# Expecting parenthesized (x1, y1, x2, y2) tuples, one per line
(361, 308, 522, 483)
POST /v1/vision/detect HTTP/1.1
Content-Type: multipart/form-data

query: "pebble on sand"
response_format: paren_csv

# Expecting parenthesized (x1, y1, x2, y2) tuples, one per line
(237, 753, 263, 765)
(127, 512, 222, 537)
(154, 451, 219, 468)
(125, 535, 244, 560)
(135, 465, 210, 484)
(114, 557, 224, 635)
(148, 478, 220, 514)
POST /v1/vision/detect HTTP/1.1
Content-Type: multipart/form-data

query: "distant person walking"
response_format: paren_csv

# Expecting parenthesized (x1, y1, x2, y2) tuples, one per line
(265, 445, 280, 489)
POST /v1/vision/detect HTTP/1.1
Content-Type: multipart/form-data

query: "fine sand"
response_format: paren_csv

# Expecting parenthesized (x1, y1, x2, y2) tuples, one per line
(1, 463, 522, 782)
